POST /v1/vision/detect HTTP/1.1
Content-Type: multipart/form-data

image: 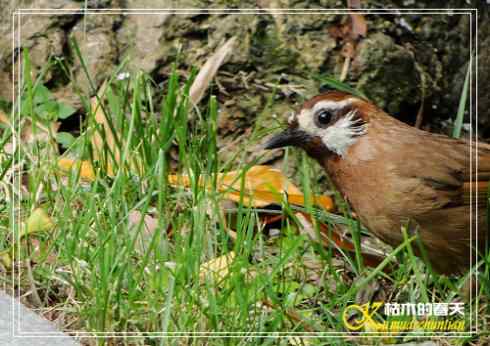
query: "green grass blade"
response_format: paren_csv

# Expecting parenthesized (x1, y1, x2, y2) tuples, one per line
(452, 56, 472, 139)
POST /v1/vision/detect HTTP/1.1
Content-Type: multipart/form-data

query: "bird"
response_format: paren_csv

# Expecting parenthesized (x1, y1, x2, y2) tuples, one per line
(265, 91, 489, 275)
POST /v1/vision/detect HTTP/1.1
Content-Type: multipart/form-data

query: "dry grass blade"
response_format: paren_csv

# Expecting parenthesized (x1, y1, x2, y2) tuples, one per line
(414, 62, 426, 128)
(189, 36, 237, 106)
(91, 95, 119, 167)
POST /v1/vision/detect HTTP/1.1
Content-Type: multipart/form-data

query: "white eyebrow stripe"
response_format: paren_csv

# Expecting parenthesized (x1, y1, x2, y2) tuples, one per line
(311, 99, 354, 113)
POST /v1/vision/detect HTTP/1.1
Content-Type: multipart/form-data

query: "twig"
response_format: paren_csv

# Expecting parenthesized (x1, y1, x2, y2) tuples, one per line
(25, 259, 43, 307)
(414, 62, 426, 128)
(340, 56, 351, 82)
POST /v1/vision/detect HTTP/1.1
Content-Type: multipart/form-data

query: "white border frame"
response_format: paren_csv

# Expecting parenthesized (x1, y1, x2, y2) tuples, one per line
(11, 7, 479, 340)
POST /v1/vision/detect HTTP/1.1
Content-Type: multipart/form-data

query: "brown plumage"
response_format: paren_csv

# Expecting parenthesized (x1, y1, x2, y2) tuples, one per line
(265, 91, 489, 275)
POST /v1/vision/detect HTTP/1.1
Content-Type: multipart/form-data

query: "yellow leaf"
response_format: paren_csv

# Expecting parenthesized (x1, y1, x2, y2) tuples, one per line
(0, 250, 11, 268)
(169, 165, 334, 211)
(0, 110, 10, 126)
(21, 208, 54, 238)
(199, 252, 236, 283)
(58, 158, 96, 181)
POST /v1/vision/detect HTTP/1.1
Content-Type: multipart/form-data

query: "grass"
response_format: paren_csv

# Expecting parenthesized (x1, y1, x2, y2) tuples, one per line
(0, 47, 488, 345)
(452, 56, 472, 139)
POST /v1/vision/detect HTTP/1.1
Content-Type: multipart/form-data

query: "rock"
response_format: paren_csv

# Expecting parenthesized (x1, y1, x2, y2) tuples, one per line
(351, 32, 419, 115)
(0, 0, 81, 101)
(207, 14, 259, 70)
(117, 0, 172, 73)
(70, 14, 120, 94)
(0, 1, 483, 135)
(0, 290, 80, 345)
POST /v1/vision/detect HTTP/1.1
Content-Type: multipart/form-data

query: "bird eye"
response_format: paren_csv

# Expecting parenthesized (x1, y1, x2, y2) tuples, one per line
(315, 109, 333, 127)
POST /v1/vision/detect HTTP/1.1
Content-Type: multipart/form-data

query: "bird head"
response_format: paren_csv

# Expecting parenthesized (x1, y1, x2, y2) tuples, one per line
(264, 91, 370, 160)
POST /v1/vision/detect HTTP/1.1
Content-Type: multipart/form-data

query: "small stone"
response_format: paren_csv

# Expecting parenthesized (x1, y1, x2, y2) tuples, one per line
(268, 228, 281, 237)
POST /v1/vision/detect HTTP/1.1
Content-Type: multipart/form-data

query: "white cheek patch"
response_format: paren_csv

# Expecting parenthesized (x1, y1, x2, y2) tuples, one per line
(297, 108, 367, 157)
(321, 110, 367, 156)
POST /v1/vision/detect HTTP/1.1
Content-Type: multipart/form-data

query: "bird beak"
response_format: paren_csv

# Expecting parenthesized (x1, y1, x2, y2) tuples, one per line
(264, 127, 309, 149)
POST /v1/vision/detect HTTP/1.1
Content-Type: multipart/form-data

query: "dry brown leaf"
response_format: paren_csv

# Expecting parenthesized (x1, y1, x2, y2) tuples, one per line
(189, 36, 236, 106)
(127, 210, 161, 252)
(128, 210, 159, 234)
(199, 252, 236, 283)
(20, 118, 60, 146)
(168, 165, 334, 211)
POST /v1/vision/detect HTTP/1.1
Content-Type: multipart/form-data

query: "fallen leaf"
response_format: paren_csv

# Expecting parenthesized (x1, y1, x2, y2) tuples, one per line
(189, 36, 236, 106)
(168, 165, 334, 211)
(128, 210, 159, 234)
(127, 210, 163, 252)
(0, 110, 10, 126)
(20, 118, 60, 146)
(20, 207, 55, 238)
(199, 252, 236, 283)
(58, 158, 96, 181)
(0, 250, 11, 268)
